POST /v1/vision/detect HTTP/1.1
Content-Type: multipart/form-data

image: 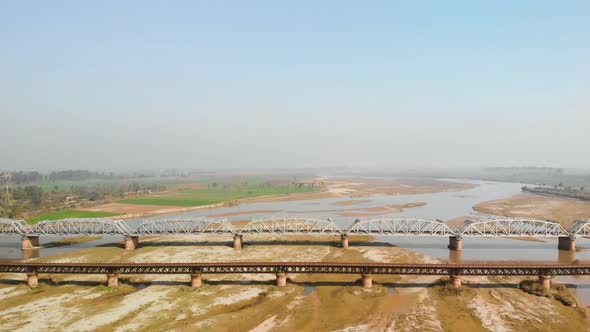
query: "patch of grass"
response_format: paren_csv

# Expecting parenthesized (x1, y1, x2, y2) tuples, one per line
(26, 210, 122, 224)
(119, 185, 321, 207)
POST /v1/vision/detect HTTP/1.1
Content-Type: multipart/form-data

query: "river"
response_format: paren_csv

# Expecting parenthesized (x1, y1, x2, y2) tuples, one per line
(2, 178, 590, 302)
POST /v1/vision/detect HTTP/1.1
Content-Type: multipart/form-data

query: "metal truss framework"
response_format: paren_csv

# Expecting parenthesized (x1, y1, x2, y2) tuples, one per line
(347, 218, 455, 236)
(134, 217, 236, 235)
(239, 217, 341, 235)
(568, 220, 590, 237)
(457, 218, 570, 237)
(31, 218, 133, 236)
(2, 262, 590, 276)
(3, 216, 589, 239)
(0, 218, 28, 235)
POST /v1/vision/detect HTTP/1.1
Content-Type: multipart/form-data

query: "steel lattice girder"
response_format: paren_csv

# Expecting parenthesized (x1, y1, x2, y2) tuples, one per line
(346, 218, 455, 236)
(0, 218, 29, 235)
(568, 220, 590, 237)
(457, 218, 570, 237)
(2, 262, 590, 276)
(239, 217, 342, 235)
(30, 218, 132, 236)
(134, 217, 236, 235)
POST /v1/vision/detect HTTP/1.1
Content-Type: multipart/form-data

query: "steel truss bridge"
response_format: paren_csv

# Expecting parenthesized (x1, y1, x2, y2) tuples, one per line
(1, 216, 589, 239)
(3, 261, 590, 276)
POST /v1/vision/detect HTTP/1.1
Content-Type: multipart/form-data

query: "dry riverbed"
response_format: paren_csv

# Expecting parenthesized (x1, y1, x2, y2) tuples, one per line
(0, 235, 586, 331)
(474, 194, 590, 227)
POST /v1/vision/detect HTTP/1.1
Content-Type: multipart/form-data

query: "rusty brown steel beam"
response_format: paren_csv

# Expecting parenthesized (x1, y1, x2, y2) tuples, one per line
(2, 262, 590, 276)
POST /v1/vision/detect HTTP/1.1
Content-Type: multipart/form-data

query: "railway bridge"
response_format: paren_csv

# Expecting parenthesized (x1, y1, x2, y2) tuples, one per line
(1, 217, 589, 252)
(2, 261, 590, 291)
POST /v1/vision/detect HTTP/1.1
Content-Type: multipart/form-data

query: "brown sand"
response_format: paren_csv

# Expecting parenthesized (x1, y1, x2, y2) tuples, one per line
(331, 200, 372, 206)
(474, 194, 590, 227)
(208, 210, 283, 218)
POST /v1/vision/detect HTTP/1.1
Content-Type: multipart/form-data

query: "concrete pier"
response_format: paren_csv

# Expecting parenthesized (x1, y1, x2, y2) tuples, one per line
(558, 236, 576, 251)
(132, 236, 139, 249)
(27, 272, 38, 288)
(538, 275, 551, 290)
(107, 273, 118, 287)
(191, 273, 202, 287)
(233, 235, 243, 249)
(340, 235, 349, 249)
(448, 236, 462, 251)
(450, 275, 462, 288)
(124, 237, 135, 251)
(276, 273, 287, 287)
(22, 248, 40, 260)
(21, 236, 40, 250)
(361, 273, 372, 288)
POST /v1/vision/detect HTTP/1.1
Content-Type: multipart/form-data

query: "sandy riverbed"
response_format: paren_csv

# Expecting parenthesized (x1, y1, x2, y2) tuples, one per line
(0, 234, 586, 331)
(474, 194, 590, 227)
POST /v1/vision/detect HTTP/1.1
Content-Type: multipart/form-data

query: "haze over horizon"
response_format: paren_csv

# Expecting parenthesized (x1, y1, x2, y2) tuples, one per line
(1, 1, 589, 171)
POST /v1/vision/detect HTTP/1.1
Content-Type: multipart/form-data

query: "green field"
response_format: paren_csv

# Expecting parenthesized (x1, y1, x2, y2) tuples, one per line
(26, 210, 122, 224)
(119, 185, 321, 207)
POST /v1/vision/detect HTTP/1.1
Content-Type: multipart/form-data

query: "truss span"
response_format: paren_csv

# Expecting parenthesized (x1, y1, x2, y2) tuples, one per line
(568, 219, 590, 237)
(0, 218, 29, 235)
(347, 218, 455, 236)
(134, 217, 236, 236)
(239, 217, 341, 235)
(457, 218, 569, 237)
(30, 218, 132, 236)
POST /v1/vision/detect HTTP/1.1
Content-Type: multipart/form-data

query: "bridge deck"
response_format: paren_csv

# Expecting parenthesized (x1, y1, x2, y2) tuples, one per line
(2, 262, 590, 276)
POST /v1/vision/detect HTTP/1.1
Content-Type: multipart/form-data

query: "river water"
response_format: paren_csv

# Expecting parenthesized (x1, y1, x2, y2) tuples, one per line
(2, 178, 590, 302)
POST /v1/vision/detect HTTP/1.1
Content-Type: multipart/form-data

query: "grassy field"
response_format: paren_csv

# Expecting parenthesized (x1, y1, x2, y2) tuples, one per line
(118, 185, 321, 207)
(26, 210, 122, 224)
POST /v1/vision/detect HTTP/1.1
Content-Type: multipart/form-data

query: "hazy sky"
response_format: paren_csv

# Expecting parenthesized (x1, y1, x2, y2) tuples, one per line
(1, 1, 589, 171)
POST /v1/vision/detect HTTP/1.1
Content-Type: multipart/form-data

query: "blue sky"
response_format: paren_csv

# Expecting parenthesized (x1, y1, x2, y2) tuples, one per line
(1, 1, 589, 170)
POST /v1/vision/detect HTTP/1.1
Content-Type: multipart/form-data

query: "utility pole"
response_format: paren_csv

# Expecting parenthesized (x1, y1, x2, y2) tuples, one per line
(1, 173, 12, 204)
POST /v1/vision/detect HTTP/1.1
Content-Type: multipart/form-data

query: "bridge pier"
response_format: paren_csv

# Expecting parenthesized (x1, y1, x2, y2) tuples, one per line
(191, 273, 202, 287)
(124, 236, 140, 250)
(340, 235, 349, 249)
(450, 275, 462, 289)
(107, 271, 118, 287)
(448, 236, 462, 251)
(538, 275, 551, 290)
(276, 273, 287, 287)
(558, 236, 575, 251)
(21, 236, 40, 250)
(26, 271, 38, 288)
(132, 236, 139, 249)
(361, 273, 372, 288)
(233, 235, 243, 249)
(22, 248, 40, 260)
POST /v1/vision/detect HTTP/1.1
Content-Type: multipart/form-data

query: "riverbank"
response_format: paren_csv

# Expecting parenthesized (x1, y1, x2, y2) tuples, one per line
(0, 234, 586, 331)
(78, 177, 474, 220)
(474, 194, 590, 227)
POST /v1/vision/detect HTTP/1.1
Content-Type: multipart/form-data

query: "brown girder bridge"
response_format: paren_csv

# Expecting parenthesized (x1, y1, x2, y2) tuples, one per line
(4, 262, 590, 290)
